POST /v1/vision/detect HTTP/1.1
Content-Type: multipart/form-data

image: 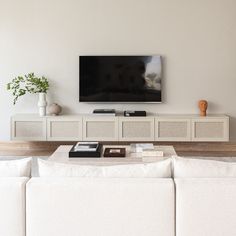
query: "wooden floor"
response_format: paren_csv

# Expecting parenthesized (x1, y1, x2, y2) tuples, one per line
(1, 141, 236, 157)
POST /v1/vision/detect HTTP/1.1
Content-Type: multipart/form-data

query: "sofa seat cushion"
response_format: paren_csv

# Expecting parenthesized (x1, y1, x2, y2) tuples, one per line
(38, 158, 172, 178)
(175, 178, 236, 236)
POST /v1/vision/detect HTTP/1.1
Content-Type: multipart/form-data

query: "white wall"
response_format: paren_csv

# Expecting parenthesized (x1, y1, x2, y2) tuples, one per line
(1, 0, 236, 141)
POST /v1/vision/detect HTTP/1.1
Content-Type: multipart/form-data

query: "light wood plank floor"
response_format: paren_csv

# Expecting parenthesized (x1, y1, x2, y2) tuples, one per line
(1, 141, 236, 157)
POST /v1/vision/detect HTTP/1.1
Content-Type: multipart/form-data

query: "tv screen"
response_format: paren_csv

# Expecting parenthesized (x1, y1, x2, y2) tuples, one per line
(79, 56, 162, 102)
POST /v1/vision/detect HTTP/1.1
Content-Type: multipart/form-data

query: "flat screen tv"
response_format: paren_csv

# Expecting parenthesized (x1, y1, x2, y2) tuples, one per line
(79, 56, 162, 103)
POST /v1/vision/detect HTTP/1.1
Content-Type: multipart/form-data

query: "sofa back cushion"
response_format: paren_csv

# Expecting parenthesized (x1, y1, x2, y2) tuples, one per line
(27, 177, 175, 236)
(0, 158, 32, 177)
(173, 156, 236, 178)
(38, 158, 172, 178)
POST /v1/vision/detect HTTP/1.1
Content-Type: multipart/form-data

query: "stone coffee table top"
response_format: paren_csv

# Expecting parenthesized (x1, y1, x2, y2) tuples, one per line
(48, 145, 176, 166)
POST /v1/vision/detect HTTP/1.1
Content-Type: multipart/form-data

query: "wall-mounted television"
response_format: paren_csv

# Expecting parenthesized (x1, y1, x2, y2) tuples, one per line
(79, 56, 162, 103)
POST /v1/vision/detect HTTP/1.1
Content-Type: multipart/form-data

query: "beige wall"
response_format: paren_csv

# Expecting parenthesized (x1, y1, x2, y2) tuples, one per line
(0, 0, 236, 141)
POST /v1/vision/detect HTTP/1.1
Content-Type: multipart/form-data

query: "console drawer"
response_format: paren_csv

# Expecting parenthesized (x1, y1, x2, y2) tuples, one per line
(191, 117, 229, 141)
(119, 117, 155, 141)
(83, 117, 118, 141)
(47, 117, 82, 141)
(155, 118, 191, 141)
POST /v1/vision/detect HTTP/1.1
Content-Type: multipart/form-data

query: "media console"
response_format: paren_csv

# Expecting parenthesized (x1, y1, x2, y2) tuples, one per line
(11, 114, 229, 142)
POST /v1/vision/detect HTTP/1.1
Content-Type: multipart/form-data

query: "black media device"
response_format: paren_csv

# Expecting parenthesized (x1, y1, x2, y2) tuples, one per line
(93, 109, 116, 115)
(124, 111, 147, 117)
(79, 56, 162, 103)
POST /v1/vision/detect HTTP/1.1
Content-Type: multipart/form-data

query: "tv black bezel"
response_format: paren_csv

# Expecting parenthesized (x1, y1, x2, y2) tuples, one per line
(79, 55, 163, 104)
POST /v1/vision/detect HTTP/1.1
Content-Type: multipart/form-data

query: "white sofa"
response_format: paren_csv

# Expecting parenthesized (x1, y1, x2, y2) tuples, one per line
(2, 157, 236, 236)
(26, 178, 175, 236)
(0, 177, 29, 236)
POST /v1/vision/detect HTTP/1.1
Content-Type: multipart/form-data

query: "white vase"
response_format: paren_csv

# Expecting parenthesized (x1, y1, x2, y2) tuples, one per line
(38, 93, 47, 117)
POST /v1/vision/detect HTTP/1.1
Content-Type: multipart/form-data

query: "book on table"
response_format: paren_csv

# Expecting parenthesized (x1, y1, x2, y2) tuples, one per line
(130, 143, 154, 153)
(74, 142, 99, 152)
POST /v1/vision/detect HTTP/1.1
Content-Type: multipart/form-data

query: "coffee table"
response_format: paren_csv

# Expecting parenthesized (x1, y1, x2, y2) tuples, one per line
(48, 145, 176, 165)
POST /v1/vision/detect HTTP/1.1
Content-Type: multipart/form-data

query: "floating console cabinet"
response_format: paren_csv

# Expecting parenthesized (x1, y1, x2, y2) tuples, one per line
(11, 114, 229, 142)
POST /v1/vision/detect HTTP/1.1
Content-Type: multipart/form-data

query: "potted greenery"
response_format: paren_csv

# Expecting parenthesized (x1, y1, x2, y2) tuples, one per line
(7, 73, 49, 116)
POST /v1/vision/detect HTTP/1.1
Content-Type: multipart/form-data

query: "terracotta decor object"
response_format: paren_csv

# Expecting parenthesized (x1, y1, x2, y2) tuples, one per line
(198, 100, 208, 116)
(49, 103, 62, 116)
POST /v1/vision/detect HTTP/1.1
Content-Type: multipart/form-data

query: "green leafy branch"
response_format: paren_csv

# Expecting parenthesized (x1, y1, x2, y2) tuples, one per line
(7, 73, 49, 105)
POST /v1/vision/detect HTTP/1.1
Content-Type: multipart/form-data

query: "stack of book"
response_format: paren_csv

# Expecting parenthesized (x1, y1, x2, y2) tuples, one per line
(69, 142, 102, 158)
(130, 143, 154, 153)
(130, 143, 163, 157)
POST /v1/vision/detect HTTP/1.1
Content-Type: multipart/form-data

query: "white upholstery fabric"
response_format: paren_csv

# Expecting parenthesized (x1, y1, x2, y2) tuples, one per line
(102, 159, 171, 177)
(0, 158, 32, 177)
(38, 159, 103, 177)
(175, 178, 236, 236)
(0, 177, 29, 236)
(26, 178, 175, 236)
(173, 156, 236, 177)
(38, 158, 172, 177)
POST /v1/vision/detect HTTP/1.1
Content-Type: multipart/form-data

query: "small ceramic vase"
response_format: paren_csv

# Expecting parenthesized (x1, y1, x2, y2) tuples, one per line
(48, 103, 62, 116)
(38, 93, 47, 117)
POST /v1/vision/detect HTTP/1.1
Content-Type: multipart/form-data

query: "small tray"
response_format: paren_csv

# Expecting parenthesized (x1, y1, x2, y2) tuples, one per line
(69, 144, 102, 158)
(104, 148, 126, 158)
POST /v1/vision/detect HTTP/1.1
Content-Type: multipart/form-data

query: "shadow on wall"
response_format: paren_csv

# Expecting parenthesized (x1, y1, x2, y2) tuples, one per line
(60, 106, 74, 115)
(229, 116, 236, 141)
(207, 101, 221, 111)
(160, 56, 167, 104)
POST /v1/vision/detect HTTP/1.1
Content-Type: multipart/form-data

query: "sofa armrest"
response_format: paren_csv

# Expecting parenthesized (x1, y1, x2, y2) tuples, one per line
(0, 177, 29, 236)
